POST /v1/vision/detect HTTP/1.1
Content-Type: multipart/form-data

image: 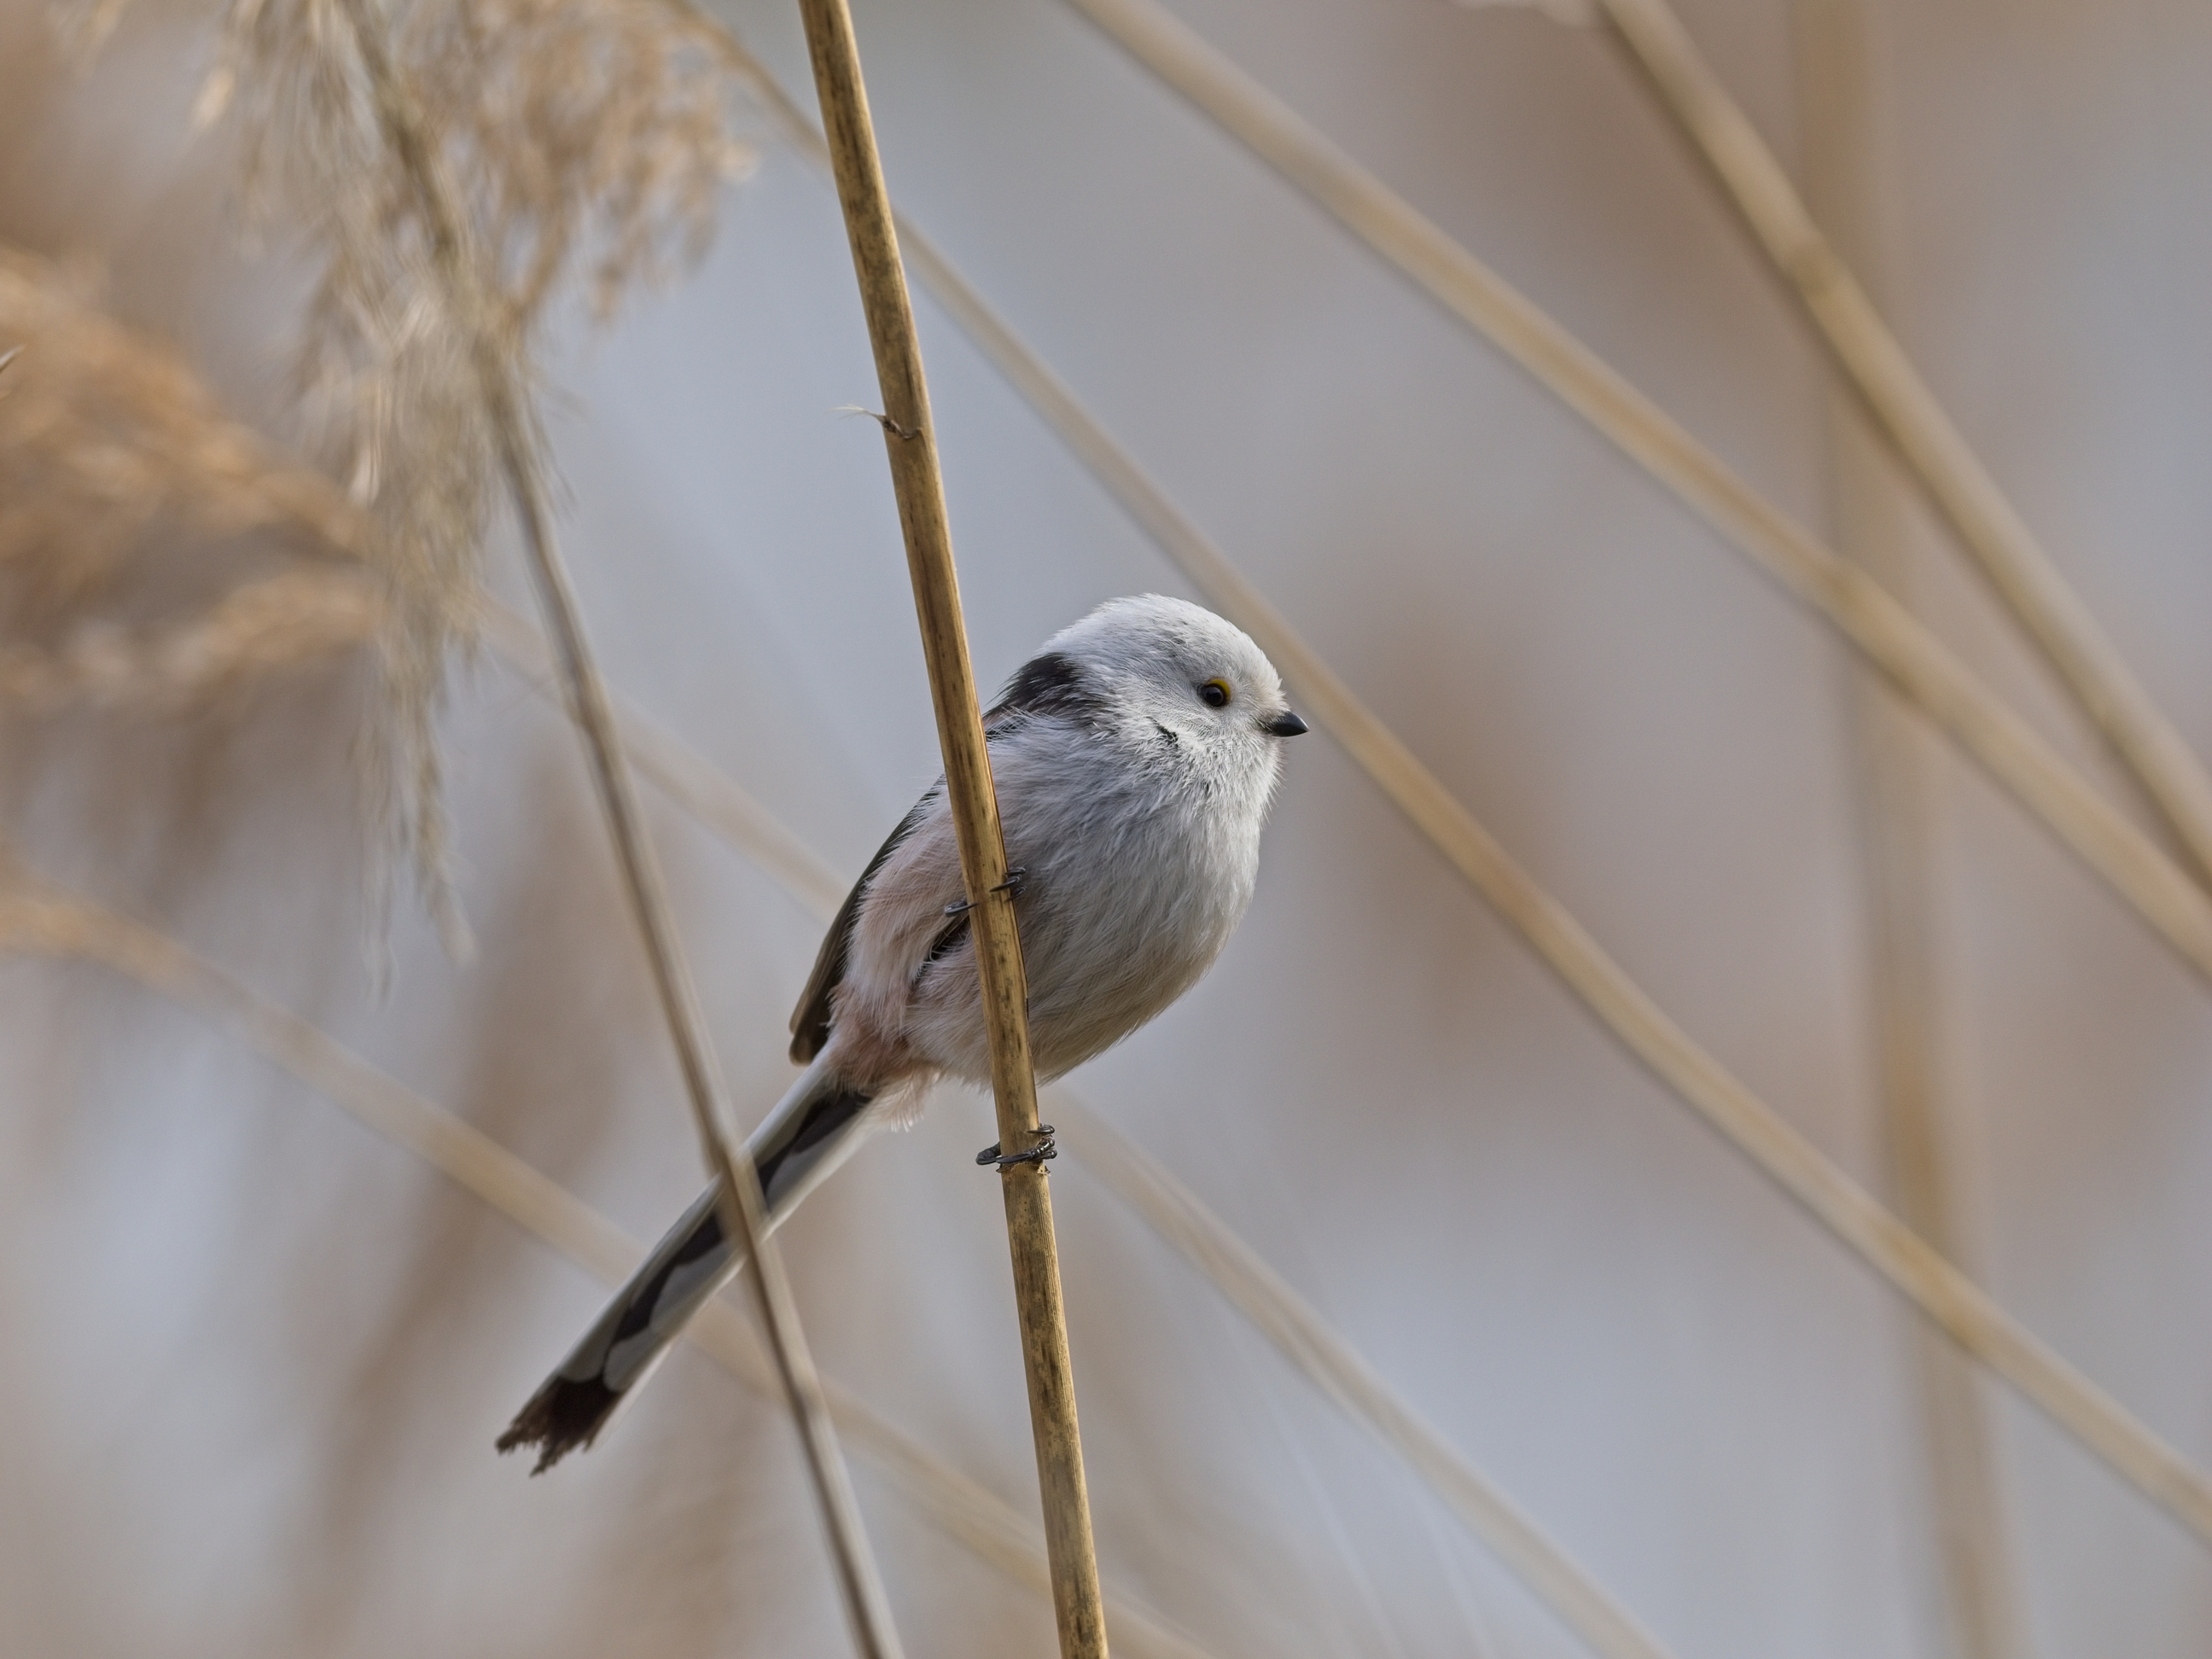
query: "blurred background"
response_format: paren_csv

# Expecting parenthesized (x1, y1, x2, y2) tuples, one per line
(3, 0, 2210, 1654)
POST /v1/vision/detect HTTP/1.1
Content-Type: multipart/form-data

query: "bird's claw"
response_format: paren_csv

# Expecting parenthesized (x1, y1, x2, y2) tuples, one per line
(976, 1125, 1057, 1168)
(945, 867, 1027, 917)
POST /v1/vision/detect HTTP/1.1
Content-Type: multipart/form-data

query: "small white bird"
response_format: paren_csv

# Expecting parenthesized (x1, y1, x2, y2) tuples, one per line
(499, 594, 1307, 1470)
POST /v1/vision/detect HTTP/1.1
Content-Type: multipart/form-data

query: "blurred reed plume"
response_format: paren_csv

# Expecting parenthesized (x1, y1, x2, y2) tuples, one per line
(399, 0, 754, 325)
(0, 247, 370, 602)
(34, 0, 753, 938)
(0, 567, 381, 714)
(0, 247, 381, 709)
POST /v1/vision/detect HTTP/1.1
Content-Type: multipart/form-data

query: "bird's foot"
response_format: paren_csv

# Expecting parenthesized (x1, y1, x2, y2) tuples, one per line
(944, 867, 1026, 918)
(976, 1124, 1057, 1168)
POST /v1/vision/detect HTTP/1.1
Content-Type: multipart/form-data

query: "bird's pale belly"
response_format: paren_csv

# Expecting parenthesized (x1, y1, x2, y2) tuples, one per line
(903, 805, 1256, 1083)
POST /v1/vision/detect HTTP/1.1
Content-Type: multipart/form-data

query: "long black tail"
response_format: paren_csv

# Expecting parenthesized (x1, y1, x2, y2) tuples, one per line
(496, 1056, 876, 1472)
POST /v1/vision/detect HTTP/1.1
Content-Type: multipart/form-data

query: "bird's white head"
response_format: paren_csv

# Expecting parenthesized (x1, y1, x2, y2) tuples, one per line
(1047, 592, 1301, 731)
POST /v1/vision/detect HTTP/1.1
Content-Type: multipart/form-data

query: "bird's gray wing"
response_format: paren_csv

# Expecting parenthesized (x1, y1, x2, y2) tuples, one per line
(788, 795, 934, 1063)
(789, 649, 1102, 1063)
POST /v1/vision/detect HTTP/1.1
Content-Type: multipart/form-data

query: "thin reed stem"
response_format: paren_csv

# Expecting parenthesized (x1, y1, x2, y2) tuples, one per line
(1057, 0, 2212, 995)
(0, 872, 1215, 1659)
(1792, 3, 2025, 1652)
(785, 2, 1104, 1650)
(1598, 0, 2212, 897)
(323, 0, 901, 1649)
(478, 602, 849, 918)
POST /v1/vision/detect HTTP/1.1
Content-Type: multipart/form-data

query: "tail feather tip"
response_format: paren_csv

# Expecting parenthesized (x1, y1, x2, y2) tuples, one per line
(495, 1375, 622, 1476)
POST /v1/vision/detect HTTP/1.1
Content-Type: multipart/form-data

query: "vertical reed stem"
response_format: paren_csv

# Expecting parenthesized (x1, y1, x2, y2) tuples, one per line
(787, 1, 1107, 1652)
(1793, 3, 2024, 1653)
(326, 4, 903, 1653)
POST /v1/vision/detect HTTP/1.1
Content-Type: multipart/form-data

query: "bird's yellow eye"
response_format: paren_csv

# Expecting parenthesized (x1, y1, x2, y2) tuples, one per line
(1200, 678, 1232, 708)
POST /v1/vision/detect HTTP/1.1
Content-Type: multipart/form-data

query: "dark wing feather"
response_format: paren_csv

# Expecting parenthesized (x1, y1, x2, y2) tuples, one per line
(983, 650, 1106, 733)
(788, 795, 933, 1062)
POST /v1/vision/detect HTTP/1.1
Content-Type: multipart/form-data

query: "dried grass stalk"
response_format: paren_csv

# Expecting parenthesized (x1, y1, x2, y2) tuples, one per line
(787, 2, 1101, 1653)
(1792, 3, 2024, 1652)
(261, 0, 901, 1640)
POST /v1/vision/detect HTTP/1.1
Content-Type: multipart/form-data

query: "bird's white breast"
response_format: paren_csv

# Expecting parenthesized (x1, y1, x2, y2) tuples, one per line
(871, 710, 1276, 1084)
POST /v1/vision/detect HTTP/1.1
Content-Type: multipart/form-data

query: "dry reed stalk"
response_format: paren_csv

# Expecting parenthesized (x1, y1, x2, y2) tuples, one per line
(1056, 0, 2212, 995)
(0, 868, 1220, 1659)
(484, 597, 1679, 1659)
(677, 13, 2212, 1550)
(1792, 5, 2023, 1654)
(1598, 0, 2212, 899)
(479, 600, 849, 918)
(789, 3, 1103, 1651)
(306, 0, 899, 1644)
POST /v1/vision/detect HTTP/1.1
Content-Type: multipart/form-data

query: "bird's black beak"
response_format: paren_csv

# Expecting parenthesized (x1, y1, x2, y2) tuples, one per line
(1263, 709, 1309, 737)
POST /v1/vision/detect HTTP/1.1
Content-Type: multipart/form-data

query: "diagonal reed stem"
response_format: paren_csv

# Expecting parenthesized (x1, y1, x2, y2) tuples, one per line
(1057, 0, 2212, 995)
(323, 1, 902, 1650)
(1598, 0, 2212, 898)
(786, 0, 1105, 1651)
